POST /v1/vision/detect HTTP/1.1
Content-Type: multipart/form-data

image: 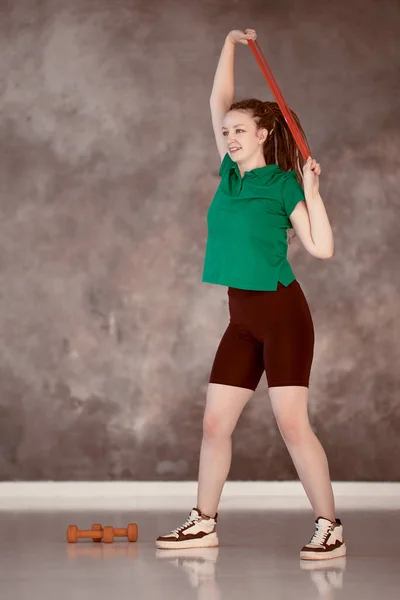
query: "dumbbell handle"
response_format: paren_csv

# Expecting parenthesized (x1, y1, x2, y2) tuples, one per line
(113, 527, 128, 537)
(77, 530, 103, 540)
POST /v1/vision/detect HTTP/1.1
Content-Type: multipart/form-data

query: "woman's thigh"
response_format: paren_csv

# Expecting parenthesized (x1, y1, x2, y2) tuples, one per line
(209, 322, 265, 391)
(263, 282, 315, 388)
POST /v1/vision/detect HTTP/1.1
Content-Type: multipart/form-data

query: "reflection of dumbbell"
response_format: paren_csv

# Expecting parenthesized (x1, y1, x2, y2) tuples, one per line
(66, 523, 138, 543)
(67, 543, 139, 560)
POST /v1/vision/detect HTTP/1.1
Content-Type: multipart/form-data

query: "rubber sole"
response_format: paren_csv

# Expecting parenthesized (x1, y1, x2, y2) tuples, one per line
(156, 532, 219, 550)
(300, 555, 346, 570)
(300, 543, 347, 561)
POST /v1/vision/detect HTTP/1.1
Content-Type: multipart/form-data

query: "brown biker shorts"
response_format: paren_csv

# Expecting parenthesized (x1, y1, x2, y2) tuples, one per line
(209, 279, 315, 389)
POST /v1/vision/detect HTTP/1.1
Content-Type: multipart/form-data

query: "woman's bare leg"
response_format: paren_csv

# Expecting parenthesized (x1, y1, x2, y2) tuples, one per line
(196, 383, 254, 517)
(269, 385, 336, 521)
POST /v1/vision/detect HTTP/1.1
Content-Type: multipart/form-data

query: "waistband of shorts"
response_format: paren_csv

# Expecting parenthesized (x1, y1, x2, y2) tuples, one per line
(228, 281, 296, 295)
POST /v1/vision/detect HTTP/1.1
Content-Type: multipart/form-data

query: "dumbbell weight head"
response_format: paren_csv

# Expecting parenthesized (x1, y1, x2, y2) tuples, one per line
(127, 523, 138, 542)
(102, 526, 115, 543)
(92, 523, 103, 543)
(67, 525, 78, 543)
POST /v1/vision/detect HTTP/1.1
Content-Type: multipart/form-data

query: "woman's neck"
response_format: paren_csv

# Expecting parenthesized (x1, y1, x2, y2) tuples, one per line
(237, 154, 267, 177)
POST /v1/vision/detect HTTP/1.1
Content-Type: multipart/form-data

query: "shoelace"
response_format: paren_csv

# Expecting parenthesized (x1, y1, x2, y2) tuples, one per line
(169, 512, 201, 536)
(308, 522, 333, 546)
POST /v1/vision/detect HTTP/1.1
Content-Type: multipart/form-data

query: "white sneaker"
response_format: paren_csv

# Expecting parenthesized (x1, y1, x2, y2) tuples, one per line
(156, 508, 219, 550)
(300, 517, 347, 561)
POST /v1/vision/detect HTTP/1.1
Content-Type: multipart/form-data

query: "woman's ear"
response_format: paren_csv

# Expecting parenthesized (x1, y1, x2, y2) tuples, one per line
(258, 127, 268, 144)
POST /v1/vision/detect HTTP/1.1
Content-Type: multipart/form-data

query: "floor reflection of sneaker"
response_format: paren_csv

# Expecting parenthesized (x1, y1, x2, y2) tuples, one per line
(300, 517, 347, 560)
(300, 556, 347, 597)
(156, 547, 219, 588)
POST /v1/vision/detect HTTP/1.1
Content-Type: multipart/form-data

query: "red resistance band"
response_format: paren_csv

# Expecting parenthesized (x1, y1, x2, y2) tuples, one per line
(248, 39, 311, 161)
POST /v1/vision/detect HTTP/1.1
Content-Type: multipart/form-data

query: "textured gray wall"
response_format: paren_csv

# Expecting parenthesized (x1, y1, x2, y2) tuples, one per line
(0, 0, 399, 481)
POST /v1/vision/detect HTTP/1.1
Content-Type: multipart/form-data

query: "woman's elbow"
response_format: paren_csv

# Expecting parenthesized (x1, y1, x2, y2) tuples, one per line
(320, 249, 334, 259)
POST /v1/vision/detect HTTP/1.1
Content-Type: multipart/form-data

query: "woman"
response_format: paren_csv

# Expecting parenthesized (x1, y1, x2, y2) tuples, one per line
(156, 28, 346, 561)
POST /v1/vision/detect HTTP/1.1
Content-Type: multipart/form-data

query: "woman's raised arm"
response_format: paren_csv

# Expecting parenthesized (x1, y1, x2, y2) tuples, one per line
(210, 29, 257, 160)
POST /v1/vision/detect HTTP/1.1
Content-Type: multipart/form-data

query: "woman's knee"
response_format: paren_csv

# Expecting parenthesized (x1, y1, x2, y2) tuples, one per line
(202, 412, 233, 439)
(277, 416, 313, 445)
(269, 387, 311, 445)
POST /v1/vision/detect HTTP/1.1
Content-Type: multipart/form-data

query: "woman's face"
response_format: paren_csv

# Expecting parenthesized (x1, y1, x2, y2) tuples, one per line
(222, 110, 267, 163)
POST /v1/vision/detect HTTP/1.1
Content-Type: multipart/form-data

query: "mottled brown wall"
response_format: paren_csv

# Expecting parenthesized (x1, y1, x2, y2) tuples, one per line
(0, 0, 399, 481)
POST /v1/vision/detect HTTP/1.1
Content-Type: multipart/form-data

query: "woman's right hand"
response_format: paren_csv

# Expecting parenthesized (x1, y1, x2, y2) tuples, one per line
(227, 29, 257, 45)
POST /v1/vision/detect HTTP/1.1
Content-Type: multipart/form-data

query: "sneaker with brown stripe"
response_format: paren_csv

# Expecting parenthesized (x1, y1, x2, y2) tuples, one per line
(156, 508, 219, 550)
(300, 516, 347, 560)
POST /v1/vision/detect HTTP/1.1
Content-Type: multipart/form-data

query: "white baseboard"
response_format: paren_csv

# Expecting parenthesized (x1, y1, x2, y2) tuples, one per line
(0, 481, 399, 511)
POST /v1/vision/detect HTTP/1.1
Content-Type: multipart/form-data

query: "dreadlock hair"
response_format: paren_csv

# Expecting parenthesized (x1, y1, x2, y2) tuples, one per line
(229, 99, 309, 244)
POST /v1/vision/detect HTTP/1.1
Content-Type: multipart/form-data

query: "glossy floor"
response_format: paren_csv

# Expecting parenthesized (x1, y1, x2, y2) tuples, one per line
(0, 509, 399, 599)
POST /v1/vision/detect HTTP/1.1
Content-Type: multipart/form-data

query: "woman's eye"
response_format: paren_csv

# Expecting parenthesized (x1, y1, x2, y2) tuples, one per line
(222, 129, 244, 135)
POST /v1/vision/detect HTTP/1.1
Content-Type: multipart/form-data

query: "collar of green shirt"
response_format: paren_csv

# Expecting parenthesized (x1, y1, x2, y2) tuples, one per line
(229, 161, 282, 181)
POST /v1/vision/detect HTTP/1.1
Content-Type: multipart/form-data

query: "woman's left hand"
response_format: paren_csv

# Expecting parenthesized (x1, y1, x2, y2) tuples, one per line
(303, 156, 321, 196)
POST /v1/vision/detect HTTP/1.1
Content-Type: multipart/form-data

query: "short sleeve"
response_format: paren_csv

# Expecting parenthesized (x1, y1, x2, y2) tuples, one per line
(282, 172, 305, 217)
(219, 152, 235, 178)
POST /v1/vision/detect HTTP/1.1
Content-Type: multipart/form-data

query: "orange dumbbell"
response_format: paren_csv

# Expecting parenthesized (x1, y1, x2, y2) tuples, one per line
(92, 523, 138, 543)
(66, 523, 138, 543)
(110, 524, 138, 542)
(67, 524, 115, 544)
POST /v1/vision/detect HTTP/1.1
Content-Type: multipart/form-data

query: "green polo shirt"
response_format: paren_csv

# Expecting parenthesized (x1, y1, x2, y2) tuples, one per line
(201, 152, 305, 291)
